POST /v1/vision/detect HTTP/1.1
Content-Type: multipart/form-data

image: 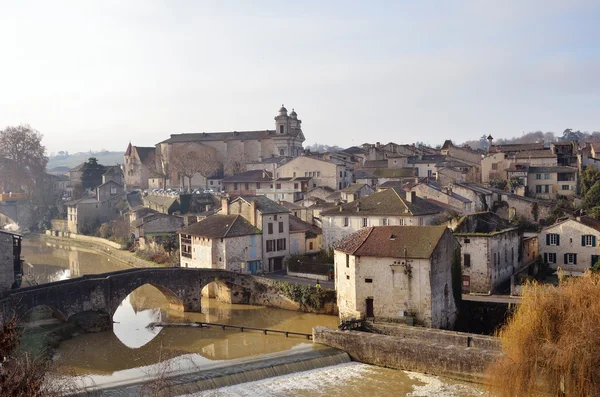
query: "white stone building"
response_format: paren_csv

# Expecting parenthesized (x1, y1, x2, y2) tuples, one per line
(452, 212, 520, 294)
(320, 188, 444, 250)
(178, 214, 263, 273)
(275, 156, 352, 191)
(333, 226, 460, 329)
(538, 217, 600, 275)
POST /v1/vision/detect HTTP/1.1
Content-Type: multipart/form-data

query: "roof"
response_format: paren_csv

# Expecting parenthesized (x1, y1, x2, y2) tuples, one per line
(341, 183, 367, 193)
(134, 147, 155, 164)
(578, 216, 600, 233)
(277, 200, 304, 210)
(307, 186, 335, 194)
(321, 187, 443, 217)
(333, 226, 449, 259)
(363, 160, 388, 168)
(97, 180, 122, 188)
(453, 182, 493, 195)
(127, 192, 144, 208)
(103, 166, 122, 176)
(139, 214, 185, 234)
(288, 215, 322, 236)
(371, 168, 416, 178)
(236, 195, 291, 214)
(408, 155, 445, 164)
(528, 166, 578, 174)
(162, 130, 275, 144)
(489, 142, 544, 153)
(178, 214, 260, 238)
(343, 146, 366, 155)
(378, 180, 410, 189)
(66, 198, 97, 206)
(453, 212, 515, 235)
(144, 194, 178, 209)
(70, 162, 85, 172)
(222, 170, 273, 183)
(512, 150, 556, 159)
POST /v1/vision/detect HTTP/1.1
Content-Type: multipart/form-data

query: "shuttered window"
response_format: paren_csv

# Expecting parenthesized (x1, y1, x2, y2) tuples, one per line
(582, 235, 596, 247)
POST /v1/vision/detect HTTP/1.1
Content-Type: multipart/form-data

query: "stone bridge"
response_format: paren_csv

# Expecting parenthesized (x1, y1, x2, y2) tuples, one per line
(0, 267, 259, 325)
(0, 200, 33, 229)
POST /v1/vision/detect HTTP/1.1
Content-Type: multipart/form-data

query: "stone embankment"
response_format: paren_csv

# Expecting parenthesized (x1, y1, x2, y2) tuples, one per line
(313, 323, 501, 383)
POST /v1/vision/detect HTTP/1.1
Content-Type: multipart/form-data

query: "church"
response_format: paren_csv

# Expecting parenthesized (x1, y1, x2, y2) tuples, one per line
(124, 105, 306, 189)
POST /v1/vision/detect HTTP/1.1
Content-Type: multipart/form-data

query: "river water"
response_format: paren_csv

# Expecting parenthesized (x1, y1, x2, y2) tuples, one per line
(21, 236, 483, 396)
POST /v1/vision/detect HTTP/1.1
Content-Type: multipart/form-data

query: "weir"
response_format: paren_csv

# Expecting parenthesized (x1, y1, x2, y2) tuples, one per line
(78, 346, 350, 396)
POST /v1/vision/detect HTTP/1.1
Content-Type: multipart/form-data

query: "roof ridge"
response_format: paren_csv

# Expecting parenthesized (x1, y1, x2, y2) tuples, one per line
(223, 215, 240, 237)
(392, 187, 411, 215)
(352, 227, 375, 255)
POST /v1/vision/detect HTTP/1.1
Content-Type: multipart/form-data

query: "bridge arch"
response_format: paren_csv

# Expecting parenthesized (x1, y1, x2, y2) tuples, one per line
(110, 281, 187, 317)
(20, 304, 67, 323)
(202, 279, 252, 305)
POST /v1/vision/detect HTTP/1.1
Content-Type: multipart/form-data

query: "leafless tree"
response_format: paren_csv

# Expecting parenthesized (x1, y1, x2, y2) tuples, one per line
(224, 152, 250, 176)
(0, 125, 48, 194)
(147, 151, 170, 189)
(172, 149, 221, 190)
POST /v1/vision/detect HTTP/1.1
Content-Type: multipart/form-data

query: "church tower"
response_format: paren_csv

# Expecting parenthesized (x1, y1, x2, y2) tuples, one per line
(273, 104, 304, 157)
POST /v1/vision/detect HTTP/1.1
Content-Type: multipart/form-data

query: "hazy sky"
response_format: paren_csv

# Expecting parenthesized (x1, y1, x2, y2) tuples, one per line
(1, 1, 599, 154)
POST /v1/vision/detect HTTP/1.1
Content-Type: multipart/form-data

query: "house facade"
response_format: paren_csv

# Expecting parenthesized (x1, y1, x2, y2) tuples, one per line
(124, 144, 155, 190)
(538, 217, 600, 274)
(0, 230, 22, 292)
(526, 166, 578, 199)
(178, 214, 262, 273)
(334, 226, 460, 329)
(452, 212, 520, 294)
(321, 188, 443, 250)
(275, 156, 352, 191)
(289, 215, 322, 255)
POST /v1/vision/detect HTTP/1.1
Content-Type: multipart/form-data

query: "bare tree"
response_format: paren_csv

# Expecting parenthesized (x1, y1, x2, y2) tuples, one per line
(172, 151, 201, 191)
(0, 125, 48, 194)
(196, 151, 221, 189)
(224, 152, 250, 176)
(147, 151, 170, 189)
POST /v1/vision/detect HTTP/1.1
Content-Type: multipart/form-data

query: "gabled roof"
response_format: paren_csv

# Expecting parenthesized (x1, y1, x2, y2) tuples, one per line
(70, 162, 85, 172)
(333, 225, 449, 259)
(371, 168, 416, 178)
(178, 214, 260, 238)
(236, 195, 291, 214)
(341, 183, 367, 193)
(512, 150, 556, 159)
(222, 170, 273, 183)
(134, 147, 155, 164)
(103, 166, 122, 176)
(321, 187, 443, 217)
(278, 200, 304, 210)
(363, 160, 388, 168)
(578, 216, 600, 233)
(139, 214, 184, 234)
(97, 180, 123, 188)
(288, 215, 322, 236)
(489, 142, 544, 153)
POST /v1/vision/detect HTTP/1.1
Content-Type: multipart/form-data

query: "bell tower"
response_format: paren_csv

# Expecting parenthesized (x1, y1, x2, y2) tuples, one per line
(275, 104, 289, 135)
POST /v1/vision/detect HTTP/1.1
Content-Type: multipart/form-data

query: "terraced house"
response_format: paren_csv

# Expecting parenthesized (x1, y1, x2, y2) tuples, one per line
(320, 187, 444, 249)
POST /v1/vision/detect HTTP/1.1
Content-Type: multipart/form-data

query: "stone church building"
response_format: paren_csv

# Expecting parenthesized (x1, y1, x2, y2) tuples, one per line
(124, 105, 305, 189)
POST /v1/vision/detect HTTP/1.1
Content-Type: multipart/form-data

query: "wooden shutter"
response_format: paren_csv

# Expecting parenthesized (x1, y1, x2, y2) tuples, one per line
(546, 234, 550, 245)
(594, 236, 597, 247)
(574, 254, 577, 265)
(564, 253, 568, 264)
(556, 235, 560, 246)
(582, 235, 586, 246)
(544, 253, 548, 263)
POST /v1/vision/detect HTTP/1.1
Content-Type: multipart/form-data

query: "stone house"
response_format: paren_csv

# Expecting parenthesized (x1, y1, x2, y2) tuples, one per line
(481, 149, 556, 184)
(581, 142, 600, 171)
(66, 181, 126, 234)
(408, 155, 446, 178)
(102, 166, 124, 186)
(289, 215, 322, 255)
(334, 226, 459, 329)
(124, 144, 155, 190)
(178, 214, 263, 273)
(222, 195, 291, 272)
(525, 166, 578, 199)
(409, 183, 473, 214)
(222, 170, 273, 196)
(321, 188, 444, 250)
(97, 180, 124, 202)
(305, 186, 335, 202)
(0, 230, 22, 292)
(538, 217, 600, 275)
(275, 156, 352, 191)
(451, 212, 520, 294)
(451, 183, 493, 212)
(278, 201, 312, 224)
(68, 162, 85, 187)
(440, 140, 483, 166)
(257, 177, 313, 203)
(489, 188, 554, 223)
(340, 183, 374, 203)
(143, 194, 180, 214)
(134, 213, 184, 248)
(354, 168, 417, 189)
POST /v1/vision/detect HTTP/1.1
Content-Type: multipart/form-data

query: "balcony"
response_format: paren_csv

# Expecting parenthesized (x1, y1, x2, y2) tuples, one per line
(182, 252, 192, 259)
(181, 238, 191, 244)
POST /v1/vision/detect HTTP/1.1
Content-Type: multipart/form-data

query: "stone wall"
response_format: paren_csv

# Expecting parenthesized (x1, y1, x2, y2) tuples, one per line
(313, 326, 500, 383)
(0, 232, 14, 292)
(51, 219, 69, 232)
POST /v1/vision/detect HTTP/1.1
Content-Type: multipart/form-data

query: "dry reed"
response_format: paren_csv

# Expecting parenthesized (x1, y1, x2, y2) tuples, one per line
(486, 272, 600, 396)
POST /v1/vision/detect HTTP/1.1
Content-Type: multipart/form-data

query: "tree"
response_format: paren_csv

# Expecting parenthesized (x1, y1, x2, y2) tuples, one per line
(580, 166, 600, 197)
(172, 151, 202, 191)
(0, 124, 48, 194)
(583, 182, 600, 209)
(486, 273, 600, 396)
(147, 151, 170, 189)
(196, 151, 221, 189)
(81, 157, 106, 190)
(224, 152, 250, 176)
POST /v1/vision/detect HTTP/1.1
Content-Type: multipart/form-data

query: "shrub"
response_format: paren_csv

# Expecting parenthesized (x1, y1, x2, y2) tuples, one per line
(486, 272, 600, 396)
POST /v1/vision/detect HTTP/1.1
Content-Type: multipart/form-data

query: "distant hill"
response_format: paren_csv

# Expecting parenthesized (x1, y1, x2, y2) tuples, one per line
(47, 151, 125, 170)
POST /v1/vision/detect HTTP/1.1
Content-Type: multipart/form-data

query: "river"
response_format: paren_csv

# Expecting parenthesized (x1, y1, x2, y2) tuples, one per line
(21, 236, 483, 396)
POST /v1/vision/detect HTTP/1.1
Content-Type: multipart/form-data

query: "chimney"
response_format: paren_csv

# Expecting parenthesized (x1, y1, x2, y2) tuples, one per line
(356, 202, 361, 212)
(487, 135, 494, 153)
(406, 191, 416, 203)
(249, 200, 258, 226)
(376, 142, 381, 148)
(221, 197, 229, 215)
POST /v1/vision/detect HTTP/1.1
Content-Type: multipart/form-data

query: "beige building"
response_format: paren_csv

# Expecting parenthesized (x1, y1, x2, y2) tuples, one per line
(289, 215, 322, 255)
(66, 181, 126, 233)
(481, 149, 557, 184)
(334, 226, 460, 329)
(525, 166, 578, 199)
(222, 195, 291, 272)
(321, 188, 444, 250)
(124, 145, 155, 190)
(275, 156, 352, 191)
(340, 183, 374, 203)
(452, 212, 519, 294)
(178, 214, 262, 273)
(538, 217, 600, 275)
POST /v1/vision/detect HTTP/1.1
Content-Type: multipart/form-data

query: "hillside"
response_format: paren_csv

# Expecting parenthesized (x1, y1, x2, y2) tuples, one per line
(47, 151, 125, 170)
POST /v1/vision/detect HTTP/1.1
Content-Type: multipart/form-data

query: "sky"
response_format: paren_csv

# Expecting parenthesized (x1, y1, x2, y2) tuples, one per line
(0, 1, 599, 155)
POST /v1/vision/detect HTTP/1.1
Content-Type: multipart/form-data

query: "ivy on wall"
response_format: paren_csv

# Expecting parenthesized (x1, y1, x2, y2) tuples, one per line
(272, 280, 335, 311)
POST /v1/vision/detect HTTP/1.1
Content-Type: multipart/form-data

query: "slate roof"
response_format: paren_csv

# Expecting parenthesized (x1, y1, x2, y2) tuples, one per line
(341, 183, 367, 193)
(321, 187, 443, 217)
(144, 195, 178, 208)
(453, 212, 514, 234)
(333, 226, 448, 259)
(371, 168, 416, 178)
(222, 170, 273, 183)
(578, 216, 600, 233)
(134, 147, 155, 164)
(343, 146, 366, 155)
(236, 195, 291, 214)
(408, 155, 446, 164)
(513, 150, 556, 159)
(363, 160, 388, 168)
(103, 166, 122, 176)
(127, 192, 144, 208)
(528, 166, 578, 174)
(489, 142, 544, 153)
(288, 215, 322, 237)
(278, 201, 304, 210)
(139, 214, 185, 234)
(178, 214, 260, 238)
(162, 130, 284, 144)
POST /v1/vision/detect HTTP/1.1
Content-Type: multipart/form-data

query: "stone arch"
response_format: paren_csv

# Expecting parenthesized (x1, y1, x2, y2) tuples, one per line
(202, 279, 252, 305)
(20, 304, 67, 323)
(110, 281, 185, 318)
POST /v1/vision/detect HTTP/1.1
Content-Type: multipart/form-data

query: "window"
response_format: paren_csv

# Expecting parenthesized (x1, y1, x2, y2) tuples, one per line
(110, 187, 117, 194)
(210, 180, 214, 185)
(344, 217, 349, 227)
(305, 172, 308, 177)
(274, 215, 278, 220)
(418, 218, 424, 226)
(340, 171, 343, 177)
(266, 240, 275, 252)
(293, 172, 296, 177)
(346, 275, 350, 280)
(547, 233, 559, 246)
(463, 254, 471, 268)
(565, 253, 577, 265)
(256, 183, 261, 189)
(399, 218, 405, 226)
(464, 238, 470, 244)
(234, 183, 238, 190)
(561, 185, 570, 191)
(492, 163, 498, 170)
(346, 254, 350, 267)
(279, 222, 284, 233)
(294, 183, 298, 189)
(362, 218, 368, 227)
(365, 278, 373, 283)
(544, 173, 551, 180)
(309, 242, 314, 250)
(280, 149, 284, 156)
(279, 125, 284, 134)
(382, 218, 388, 226)
(268, 223, 273, 234)
(276, 238, 286, 251)
(317, 172, 321, 177)
(536, 174, 542, 180)
(547, 253, 556, 264)
(276, 183, 281, 189)
(583, 235, 596, 247)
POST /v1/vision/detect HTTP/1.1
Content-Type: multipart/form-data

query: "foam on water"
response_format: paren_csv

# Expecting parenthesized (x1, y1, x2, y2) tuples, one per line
(182, 362, 484, 397)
